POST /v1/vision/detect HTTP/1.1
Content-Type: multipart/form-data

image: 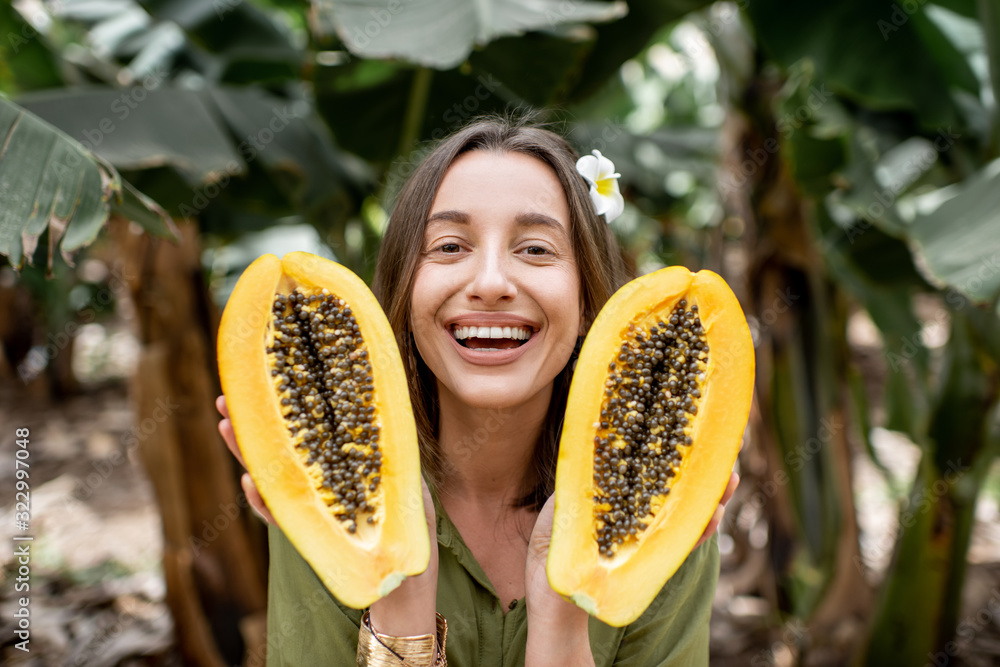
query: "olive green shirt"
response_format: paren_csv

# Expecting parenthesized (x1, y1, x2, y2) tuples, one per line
(265, 494, 718, 666)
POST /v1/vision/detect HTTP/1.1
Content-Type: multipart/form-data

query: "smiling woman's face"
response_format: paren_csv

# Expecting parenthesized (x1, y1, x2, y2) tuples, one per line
(410, 150, 583, 411)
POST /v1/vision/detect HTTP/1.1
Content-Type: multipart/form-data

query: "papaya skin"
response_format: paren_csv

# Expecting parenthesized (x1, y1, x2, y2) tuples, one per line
(547, 266, 754, 627)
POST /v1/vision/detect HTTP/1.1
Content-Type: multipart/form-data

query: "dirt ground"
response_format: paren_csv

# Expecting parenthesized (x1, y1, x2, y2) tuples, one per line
(1, 377, 999, 666)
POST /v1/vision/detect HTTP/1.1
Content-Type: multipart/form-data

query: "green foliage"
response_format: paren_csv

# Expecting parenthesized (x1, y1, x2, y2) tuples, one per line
(4, 0, 1000, 661)
(908, 160, 1000, 304)
(0, 3, 64, 94)
(744, 0, 1000, 660)
(0, 96, 174, 271)
(747, 0, 979, 128)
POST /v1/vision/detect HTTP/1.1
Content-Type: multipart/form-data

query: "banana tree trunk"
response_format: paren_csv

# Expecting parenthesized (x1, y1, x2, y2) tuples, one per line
(722, 71, 871, 650)
(111, 217, 268, 666)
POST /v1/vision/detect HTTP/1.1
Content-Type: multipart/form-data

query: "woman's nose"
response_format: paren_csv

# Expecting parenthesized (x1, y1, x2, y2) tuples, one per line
(466, 251, 517, 304)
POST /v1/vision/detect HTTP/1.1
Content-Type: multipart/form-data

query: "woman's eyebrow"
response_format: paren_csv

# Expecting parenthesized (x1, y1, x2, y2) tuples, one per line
(427, 210, 469, 225)
(515, 211, 563, 231)
(425, 209, 565, 232)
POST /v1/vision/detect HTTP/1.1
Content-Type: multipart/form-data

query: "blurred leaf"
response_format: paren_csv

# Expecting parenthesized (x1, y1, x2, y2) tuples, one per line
(88, 5, 152, 55)
(56, 0, 136, 22)
(829, 133, 910, 236)
(960, 295, 1000, 364)
(15, 82, 368, 230)
(315, 63, 518, 163)
(565, 0, 715, 102)
(111, 178, 177, 237)
(118, 21, 186, 80)
(927, 311, 997, 471)
(216, 50, 302, 84)
(253, 0, 312, 9)
(0, 3, 65, 93)
(907, 158, 1000, 304)
(833, 222, 930, 290)
(786, 132, 848, 198)
(980, 0, 1000, 156)
(770, 339, 823, 555)
(205, 86, 370, 217)
(883, 355, 931, 439)
(936, 0, 977, 18)
(314, 62, 414, 162)
(566, 124, 717, 214)
(847, 364, 899, 491)
(17, 87, 244, 185)
(140, 0, 301, 53)
(468, 31, 594, 106)
(0, 96, 174, 269)
(311, 0, 626, 69)
(818, 208, 931, 439)
(76, 0, 306, 84)
(746, 0, 980, 128)
(313, 0, 720, 164)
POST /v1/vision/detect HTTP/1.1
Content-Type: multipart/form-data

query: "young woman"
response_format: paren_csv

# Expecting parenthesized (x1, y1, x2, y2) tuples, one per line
(217, 116, 737, 666)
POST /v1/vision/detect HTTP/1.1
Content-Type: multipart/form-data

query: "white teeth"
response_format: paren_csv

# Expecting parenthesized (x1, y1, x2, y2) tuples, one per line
(451, 325, 532, 341)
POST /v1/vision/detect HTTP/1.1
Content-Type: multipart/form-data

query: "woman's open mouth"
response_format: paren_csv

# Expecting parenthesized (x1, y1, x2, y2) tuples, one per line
(451, 325, 533, 351)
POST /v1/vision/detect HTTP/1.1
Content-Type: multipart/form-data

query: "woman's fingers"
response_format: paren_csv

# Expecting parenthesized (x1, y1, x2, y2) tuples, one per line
(529, 494, 557, 550)
(215, 395, 247, 469)
(242, 472, 277, 525)
(216, 395, 274, 524)
(695, 471, 740, 548)
(720, 471, 739, 506)
(696, 505, 725, 548)
(215, 394, 229, 419)
(218, 416, 245, 469)
(419, 476, 437, 532)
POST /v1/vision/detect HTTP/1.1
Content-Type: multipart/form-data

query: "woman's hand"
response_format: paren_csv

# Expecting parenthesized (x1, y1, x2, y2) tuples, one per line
(215, 395, 276, 525)
(524, 495, 595, 667)
(695, 471, 739, 548)
(368, 476, 440, 637)
(217, 394, 440, 636)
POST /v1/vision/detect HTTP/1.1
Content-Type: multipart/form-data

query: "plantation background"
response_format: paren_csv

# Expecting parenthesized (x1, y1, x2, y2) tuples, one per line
(1, 0, 1000, 664)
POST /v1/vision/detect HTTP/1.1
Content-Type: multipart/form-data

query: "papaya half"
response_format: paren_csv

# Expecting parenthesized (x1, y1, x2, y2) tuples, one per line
(548, 266, 754, 626)
(217, 252, 429, 609)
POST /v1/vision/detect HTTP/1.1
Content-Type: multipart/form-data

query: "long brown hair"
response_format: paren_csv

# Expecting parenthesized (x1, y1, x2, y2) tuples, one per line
(372, 114, 631, 508)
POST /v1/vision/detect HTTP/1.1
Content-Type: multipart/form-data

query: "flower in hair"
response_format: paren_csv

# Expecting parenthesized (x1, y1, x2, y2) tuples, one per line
(576, 149, 624, 223)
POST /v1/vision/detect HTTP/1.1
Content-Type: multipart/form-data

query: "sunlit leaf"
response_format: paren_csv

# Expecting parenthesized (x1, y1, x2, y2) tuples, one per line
(17, 88, 244, 185)
(311, 0, 626, 69)
(907, 159, 1000, 304)
(140, 0, 301, 53)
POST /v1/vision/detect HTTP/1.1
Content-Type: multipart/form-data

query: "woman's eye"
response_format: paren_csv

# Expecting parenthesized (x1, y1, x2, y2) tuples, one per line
(439, 243, 461, 253)
(524, 246, 550, 256)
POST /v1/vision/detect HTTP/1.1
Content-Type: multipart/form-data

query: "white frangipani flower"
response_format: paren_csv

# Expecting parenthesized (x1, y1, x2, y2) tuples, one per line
(576, 149, 624, 223)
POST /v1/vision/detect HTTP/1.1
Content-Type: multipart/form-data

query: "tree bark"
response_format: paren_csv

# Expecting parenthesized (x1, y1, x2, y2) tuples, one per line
(112, 217, 268, 666)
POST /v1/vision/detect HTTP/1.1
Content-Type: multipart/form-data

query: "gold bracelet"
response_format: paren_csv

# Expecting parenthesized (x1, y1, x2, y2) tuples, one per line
(356, 611, 448, 667)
